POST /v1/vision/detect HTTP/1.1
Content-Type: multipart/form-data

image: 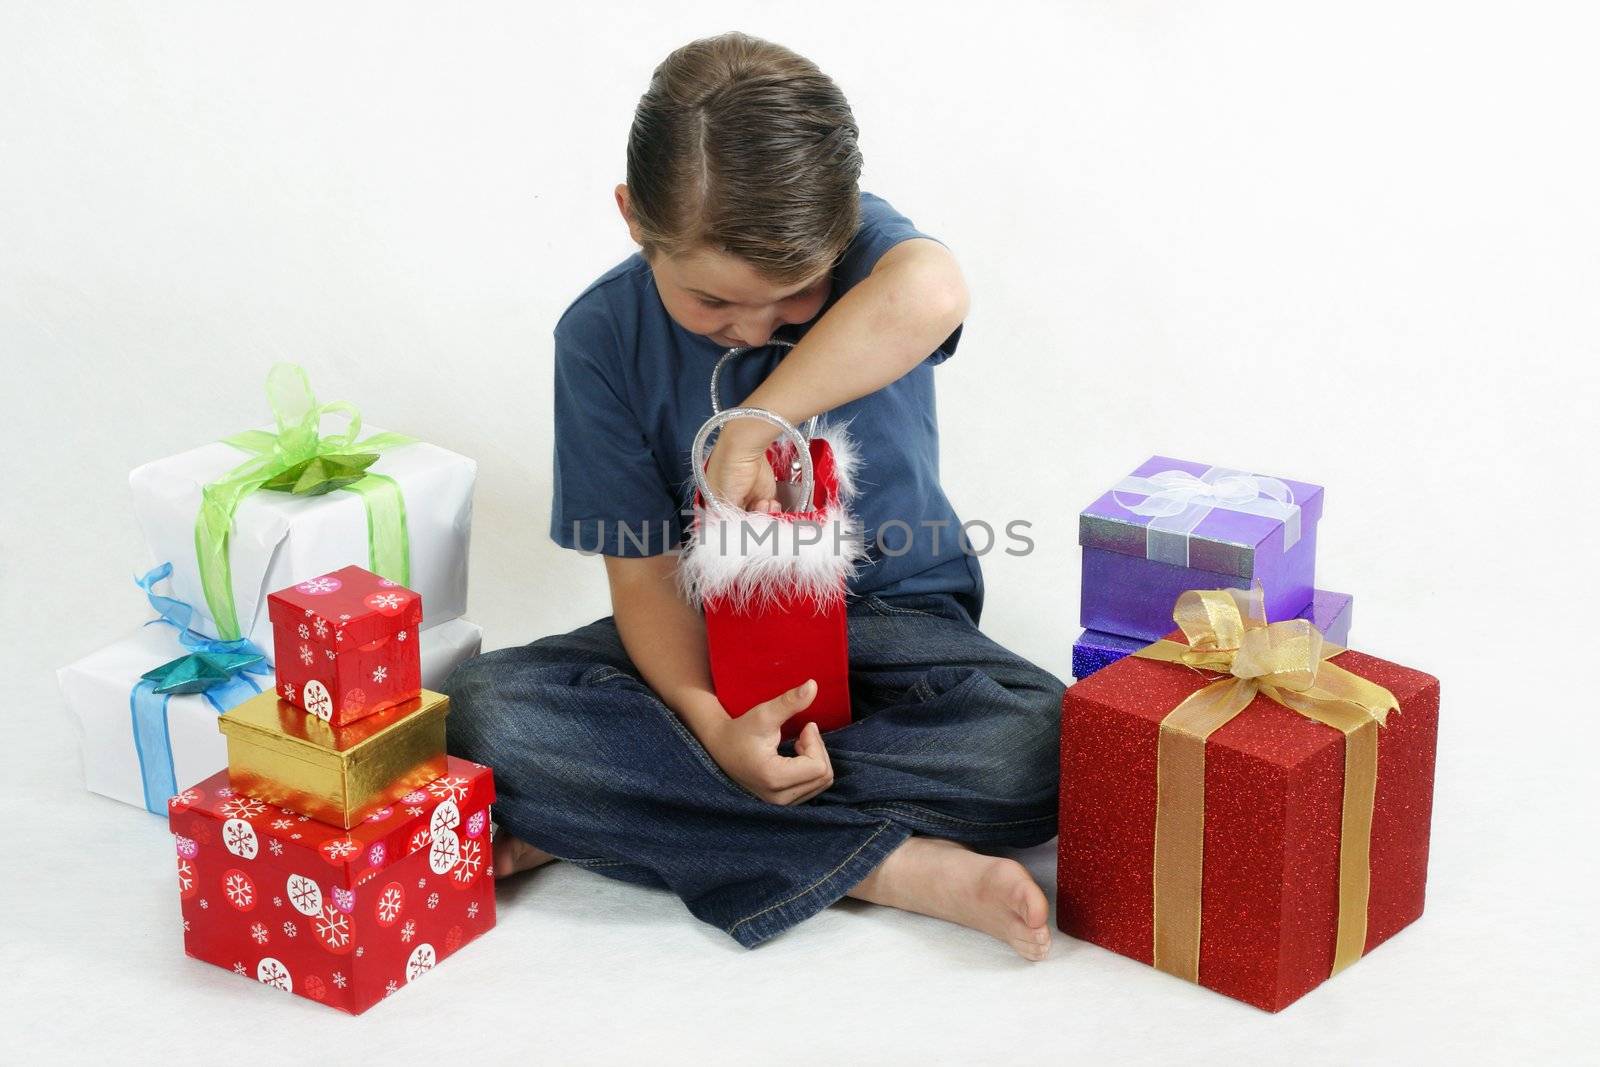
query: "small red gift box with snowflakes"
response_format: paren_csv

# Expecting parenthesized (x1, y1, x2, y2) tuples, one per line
(169, 757, 495, 1014)
(268, 565, 423, 726)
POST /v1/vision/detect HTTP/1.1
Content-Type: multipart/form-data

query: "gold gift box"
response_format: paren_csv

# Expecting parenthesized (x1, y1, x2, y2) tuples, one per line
(218, 688, 449, 830)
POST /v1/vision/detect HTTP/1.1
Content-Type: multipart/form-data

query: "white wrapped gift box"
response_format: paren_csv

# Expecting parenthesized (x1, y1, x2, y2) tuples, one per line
(128, 428, 474, 659)
(57, 617, 483, 814)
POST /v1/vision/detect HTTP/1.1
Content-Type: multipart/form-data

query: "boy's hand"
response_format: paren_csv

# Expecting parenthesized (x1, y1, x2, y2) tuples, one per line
(704, 418, 782, 514)
(700, 680, 834, 804)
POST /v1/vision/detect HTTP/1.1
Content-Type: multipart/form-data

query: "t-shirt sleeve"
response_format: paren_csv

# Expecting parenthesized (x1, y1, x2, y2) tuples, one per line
(548, 321, 683, 558)
(830, 192, 963, 365)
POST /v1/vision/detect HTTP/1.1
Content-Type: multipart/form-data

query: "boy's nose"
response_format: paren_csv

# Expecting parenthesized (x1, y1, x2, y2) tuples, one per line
(730, 315, 781, 348)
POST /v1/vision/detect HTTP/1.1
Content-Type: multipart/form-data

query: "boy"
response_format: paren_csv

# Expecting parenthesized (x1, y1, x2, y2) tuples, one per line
(446, 32, 1062, 959)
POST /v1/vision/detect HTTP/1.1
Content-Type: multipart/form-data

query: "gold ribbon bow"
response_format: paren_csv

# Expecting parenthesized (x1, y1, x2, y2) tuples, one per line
(1132, 587, 1400, 981)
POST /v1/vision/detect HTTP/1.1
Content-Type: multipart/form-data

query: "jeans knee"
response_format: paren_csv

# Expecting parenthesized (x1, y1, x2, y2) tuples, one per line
(982, 672, 1063, 806)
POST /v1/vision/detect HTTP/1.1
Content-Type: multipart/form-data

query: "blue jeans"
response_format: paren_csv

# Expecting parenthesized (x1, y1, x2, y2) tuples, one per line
(444, 591, 1063, 947)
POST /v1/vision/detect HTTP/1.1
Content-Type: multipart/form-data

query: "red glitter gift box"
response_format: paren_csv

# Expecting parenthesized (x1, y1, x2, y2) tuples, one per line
(169, 757, 495, 1014)
(268, 565, 423, 726)
(1057, 601, 1439, 1012)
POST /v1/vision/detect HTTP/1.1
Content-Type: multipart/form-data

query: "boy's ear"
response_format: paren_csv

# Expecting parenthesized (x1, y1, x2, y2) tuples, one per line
(615, 184, 644, 246)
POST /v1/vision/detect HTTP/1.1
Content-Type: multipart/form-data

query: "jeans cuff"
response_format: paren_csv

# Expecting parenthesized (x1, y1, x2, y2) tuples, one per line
(724, 820, 912, 949)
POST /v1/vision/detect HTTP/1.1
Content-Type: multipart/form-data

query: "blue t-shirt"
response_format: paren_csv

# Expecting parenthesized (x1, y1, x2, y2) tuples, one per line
(550, 191, 984, 621)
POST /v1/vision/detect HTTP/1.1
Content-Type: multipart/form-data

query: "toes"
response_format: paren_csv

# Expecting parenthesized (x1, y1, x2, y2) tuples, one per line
(1009, 933, 1050, 961)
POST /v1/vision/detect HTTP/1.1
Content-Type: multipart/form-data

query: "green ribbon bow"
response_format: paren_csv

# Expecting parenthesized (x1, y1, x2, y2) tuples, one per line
(195, 363, 417, 639)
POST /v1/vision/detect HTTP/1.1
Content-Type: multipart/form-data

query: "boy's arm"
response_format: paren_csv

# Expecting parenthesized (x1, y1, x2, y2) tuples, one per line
(730, 238, 968, 450)
(603, 553, 834, 805)
(602, 553, 723, 736)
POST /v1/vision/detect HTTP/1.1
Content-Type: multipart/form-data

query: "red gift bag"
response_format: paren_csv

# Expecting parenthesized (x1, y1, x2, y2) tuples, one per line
(678, 398, 865, 739)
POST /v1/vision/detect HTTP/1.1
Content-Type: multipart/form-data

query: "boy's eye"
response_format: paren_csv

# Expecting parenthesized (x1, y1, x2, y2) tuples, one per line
(698, 297, 729, 309)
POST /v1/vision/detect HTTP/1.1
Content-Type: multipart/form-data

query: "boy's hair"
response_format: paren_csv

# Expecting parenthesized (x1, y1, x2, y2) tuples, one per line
(626, 32, 862, 285)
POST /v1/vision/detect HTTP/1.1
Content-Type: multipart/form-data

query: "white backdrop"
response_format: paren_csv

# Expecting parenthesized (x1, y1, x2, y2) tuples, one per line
(4, 2, 1597, 1063)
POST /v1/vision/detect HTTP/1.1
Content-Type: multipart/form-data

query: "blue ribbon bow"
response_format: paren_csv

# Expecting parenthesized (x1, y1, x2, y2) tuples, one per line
(129, 563, 273, 813)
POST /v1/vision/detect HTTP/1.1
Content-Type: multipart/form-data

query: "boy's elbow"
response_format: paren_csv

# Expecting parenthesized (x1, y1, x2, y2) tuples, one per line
(906, 243, 969, 336)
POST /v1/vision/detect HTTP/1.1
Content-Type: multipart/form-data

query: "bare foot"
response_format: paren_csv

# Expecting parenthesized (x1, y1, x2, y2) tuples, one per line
(492, 831, 556, 879)
(847, 837, 1051, 960)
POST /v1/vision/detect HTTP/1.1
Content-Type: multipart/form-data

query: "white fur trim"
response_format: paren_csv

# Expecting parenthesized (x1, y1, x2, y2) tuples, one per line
(676, 421, 867, 610)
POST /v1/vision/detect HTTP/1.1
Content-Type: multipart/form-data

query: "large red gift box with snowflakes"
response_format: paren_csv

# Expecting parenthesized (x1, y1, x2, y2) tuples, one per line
(1057, 632, 1439, 1012)
(268, 565, 423, 726)
(169, 757, 495, 1014)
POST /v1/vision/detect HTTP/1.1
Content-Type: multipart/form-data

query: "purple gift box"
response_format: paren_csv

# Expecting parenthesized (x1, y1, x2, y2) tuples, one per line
(1079, 456, 1325, 642)
(1071, 589, 1354, 679)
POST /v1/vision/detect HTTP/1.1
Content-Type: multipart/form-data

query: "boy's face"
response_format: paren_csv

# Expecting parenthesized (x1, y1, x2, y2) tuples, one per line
(617, 184, 832, 348)
(649, 247, 832, 349)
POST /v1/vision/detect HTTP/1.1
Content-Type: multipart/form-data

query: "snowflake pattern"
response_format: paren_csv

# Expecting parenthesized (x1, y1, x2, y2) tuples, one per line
(168, 788, 201, 812)
(216, 787, 234, 798)
(418, 877, 427, 889)
(466, 810, 487, 838)
(356, 946, 365, 958)
(281, 682, 296, 702)
(176, 858, 195, 896)
(297, 623, 310, 640)
(325, 649, 336, 661)
(426, 892, 440, 911)
(467, 902, 479, 920)
(233, 961, 247, 975)
(287, 874, 323, 917)
(335, 630, 345, 643)
(300, 643, 316, 666)
(282, 921, 298, 938)
(332, 886, 356, 913)
(384, 979, 399, 998)
(428, 830, 460, 875)
(199, 899, 209, 909)
(273, 896, 283, 908)
(256, 957, 292, 992)
(182, 918, 191, 932)
(397, 630, 408, 641)
(314, 904, 352, 952)
(222, 818, 258, 860)
(297, 576, 341, 595)
(368, 843, 387, 867)
(371, 665, 388, 684)
(451, 838, 484, 886)
(320, 837, 359, 862)
(400, 919, 416, 944)
(427, 776, 471, 803)
(430, 798, 460, 837)
(376, 883, 404, 925)
(364, 806, 393, 824)
(405, 943, 436, 982)
(405, 806, 424, 817)
(268, 839, 284, 856)
(369, 593, 404, 611)
(313, 617, 329, 639)
(223, 870, 255, 910)
(402, 790, 429, 805)
(332, 971, 347, 989)
(220, 796, 266, 820)
(272, 818, 293, 830)
(250, 922, 269, 945)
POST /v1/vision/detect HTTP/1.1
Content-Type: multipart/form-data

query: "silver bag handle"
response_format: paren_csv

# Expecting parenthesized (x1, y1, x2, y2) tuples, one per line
(710, 340, 821, 441)
(691, 406, 815, 514)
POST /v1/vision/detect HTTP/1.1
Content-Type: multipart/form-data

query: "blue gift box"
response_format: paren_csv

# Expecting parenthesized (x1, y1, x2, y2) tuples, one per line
(1071, 589, 1354, 679)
